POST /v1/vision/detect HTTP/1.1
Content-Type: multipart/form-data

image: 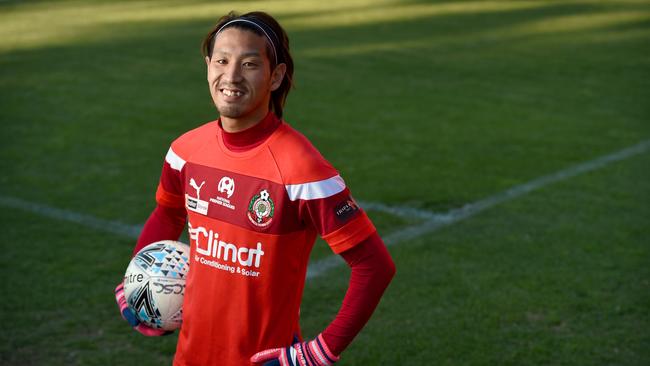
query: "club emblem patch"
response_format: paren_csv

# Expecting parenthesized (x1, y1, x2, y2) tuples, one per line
(247, 189, 274, 228)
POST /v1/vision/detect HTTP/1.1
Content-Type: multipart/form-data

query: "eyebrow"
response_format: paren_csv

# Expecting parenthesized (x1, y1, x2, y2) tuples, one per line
(213, 49, 263, 58)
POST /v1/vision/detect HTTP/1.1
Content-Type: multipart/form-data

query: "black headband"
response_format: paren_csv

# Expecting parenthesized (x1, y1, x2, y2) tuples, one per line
(215, 17, 281, 65)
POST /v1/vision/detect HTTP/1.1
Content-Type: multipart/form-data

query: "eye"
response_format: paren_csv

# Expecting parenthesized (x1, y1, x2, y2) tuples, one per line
(214, 58, 227, 65)
(243, 61, 258, 68)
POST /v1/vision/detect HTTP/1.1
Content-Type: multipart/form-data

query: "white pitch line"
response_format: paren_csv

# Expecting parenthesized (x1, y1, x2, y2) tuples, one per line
(0, 195, 142, 239)
(1, 139, 648, 279)
(305, 139, 650, 279)
(0, 193, 428, 241)
(357, 200, 440, 221)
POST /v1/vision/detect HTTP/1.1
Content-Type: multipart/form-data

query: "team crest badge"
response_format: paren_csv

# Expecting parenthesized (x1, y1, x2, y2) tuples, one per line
(247, 189, 274, 228)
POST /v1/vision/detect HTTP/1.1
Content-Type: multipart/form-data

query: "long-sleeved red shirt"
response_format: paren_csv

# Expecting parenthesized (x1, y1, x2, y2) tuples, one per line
(134, 114, 395, 358)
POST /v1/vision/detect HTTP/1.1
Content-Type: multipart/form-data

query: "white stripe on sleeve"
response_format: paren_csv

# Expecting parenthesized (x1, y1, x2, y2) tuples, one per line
(285, 175, 346, 201)
(165, 147, 186, 171)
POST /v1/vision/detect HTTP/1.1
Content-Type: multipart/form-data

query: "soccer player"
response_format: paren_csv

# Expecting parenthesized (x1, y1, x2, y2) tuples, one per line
(115, 11, 395, 365)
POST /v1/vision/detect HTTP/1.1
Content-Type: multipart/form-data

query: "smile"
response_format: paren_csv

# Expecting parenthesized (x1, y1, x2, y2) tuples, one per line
(221, 88, 244, 97)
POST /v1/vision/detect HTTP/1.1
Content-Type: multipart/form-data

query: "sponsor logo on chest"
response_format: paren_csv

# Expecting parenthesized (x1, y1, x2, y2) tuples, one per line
(186, 178, 209, 215)
(189, 222, 264, 278)
(184, 168, 284, 231)
(186, 175, 238, 215)
(209, 176, 236, 211)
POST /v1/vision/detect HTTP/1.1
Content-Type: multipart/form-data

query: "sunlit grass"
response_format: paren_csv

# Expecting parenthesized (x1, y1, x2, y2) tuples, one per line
(0, 0, 398, 52)
(280, 0, 547, 29)
(512, 10, 650, 34)
(3, 0, 648, 57)
(6, 0, 640, 54)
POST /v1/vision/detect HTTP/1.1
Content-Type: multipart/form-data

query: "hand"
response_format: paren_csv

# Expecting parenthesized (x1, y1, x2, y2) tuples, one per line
(114, 283, 171, 336)
(251, 333, 339, 366)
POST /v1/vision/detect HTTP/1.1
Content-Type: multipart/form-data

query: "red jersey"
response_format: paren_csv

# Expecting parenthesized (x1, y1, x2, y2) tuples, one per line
(155, 114, 376, 365)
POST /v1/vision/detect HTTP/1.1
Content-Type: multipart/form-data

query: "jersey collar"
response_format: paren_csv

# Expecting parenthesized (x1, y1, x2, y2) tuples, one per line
(218, 111, 281, 152)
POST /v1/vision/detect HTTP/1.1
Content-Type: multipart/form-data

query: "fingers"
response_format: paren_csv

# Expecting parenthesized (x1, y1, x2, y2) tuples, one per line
(116, 282, 169, 337)
(115, 282, 144, 329)
(115, 282, 140, 326)
(251, 348, 282, 363)
(121, 307, 140, 327)
(134, 324, 170, 337)
(114, 283, 128, 311)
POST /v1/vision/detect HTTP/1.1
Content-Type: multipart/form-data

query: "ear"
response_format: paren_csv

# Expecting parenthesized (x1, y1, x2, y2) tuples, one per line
(270, 63, 287, 92)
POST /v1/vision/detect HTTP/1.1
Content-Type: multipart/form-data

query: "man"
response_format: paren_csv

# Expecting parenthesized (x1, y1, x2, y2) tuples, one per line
(115, 11, 395, 365)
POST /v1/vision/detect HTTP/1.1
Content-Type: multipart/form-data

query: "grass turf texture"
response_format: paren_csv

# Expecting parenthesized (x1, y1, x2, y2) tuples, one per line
(1, 0, 649, 364)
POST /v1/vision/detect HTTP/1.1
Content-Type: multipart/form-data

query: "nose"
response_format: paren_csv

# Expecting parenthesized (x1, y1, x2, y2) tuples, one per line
(222, 62, 243, 84)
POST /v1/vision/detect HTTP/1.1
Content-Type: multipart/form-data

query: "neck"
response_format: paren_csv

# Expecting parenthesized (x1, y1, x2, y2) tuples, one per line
(220, 107, 271, 133)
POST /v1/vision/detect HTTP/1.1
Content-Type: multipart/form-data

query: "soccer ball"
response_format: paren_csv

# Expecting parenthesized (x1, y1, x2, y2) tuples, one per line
(123, 240, 190, 331)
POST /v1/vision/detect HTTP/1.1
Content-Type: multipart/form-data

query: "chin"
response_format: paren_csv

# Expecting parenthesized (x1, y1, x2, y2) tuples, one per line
(216, 104, 245, 118)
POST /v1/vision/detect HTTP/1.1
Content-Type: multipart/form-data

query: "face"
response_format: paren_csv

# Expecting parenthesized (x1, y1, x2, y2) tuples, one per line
(206, 27, 286, 131)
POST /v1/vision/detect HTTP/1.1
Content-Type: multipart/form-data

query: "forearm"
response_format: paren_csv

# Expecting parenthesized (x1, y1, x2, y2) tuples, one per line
(321, 232, 396, 355)
(132, 204, 187, 256)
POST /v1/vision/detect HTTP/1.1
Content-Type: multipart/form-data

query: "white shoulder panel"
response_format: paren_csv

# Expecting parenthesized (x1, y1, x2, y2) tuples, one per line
(165, 147, 186, 171)
(285, 175, 346, 201)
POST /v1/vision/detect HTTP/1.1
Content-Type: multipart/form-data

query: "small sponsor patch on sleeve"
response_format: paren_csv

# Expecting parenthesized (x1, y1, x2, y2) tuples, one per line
(334, 197, 360, 222)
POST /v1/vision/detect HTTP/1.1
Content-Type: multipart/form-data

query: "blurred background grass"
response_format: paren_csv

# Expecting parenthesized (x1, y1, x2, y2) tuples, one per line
(1, 0, 649, 365)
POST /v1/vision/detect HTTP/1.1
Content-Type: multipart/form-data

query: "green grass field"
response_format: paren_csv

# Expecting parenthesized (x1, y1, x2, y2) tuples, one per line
(1, 0, 649, 364)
